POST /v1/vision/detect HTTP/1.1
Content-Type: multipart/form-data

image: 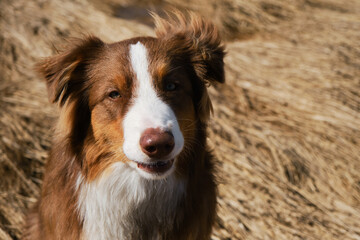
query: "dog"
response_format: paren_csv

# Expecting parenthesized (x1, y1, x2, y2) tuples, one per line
(23, 11, 225, 240)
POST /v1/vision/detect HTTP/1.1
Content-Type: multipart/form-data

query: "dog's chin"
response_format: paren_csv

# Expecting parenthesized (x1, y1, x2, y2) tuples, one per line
(130, 158, 176, 180)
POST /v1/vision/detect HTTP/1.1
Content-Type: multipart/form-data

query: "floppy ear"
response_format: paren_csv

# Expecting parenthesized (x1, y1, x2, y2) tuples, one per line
(153, 11, 225, 122)
(36, 37, 104, 153)
(37, 36, 104, 106)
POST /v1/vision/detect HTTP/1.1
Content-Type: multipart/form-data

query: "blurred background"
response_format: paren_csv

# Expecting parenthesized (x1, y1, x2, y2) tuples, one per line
(0, 0, 360, 239)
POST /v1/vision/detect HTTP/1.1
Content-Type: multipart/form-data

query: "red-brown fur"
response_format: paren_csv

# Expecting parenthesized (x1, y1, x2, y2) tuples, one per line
(23, 11, 225, 240)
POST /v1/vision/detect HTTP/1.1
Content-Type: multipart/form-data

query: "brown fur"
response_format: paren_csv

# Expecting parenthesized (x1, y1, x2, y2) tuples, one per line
(23, 11, 225, 240)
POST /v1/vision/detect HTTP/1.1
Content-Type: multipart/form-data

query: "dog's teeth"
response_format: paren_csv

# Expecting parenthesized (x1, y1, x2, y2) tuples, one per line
(138, 161, 167, 167)
(157, 161, 165, 167)
(136, 160, 173, 173)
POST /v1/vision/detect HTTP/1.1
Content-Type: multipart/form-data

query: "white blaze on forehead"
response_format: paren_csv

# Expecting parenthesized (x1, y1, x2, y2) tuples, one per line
(123, 42, 184, 178)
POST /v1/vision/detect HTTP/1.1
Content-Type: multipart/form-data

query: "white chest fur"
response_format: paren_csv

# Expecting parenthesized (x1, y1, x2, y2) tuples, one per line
(76, 162, 186, 240)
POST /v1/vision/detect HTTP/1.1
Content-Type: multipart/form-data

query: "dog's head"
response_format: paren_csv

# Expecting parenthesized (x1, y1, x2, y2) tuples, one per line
(38, 11, 225, 180)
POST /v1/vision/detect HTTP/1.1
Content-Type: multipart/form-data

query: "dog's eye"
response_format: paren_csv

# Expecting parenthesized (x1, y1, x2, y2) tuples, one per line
(109, 91, 121, 99)
(165, 82, 177, 91)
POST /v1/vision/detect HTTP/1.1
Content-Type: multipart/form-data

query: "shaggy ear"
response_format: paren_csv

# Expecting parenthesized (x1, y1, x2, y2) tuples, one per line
(153, 10, 225, 84)
(153, 11, 225, 122)
(36, 36, 104, 106)
(36, 37, 104, 153)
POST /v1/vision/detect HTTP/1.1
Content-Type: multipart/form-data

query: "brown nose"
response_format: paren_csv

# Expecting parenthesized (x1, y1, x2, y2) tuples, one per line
(140, 128, 175, 159)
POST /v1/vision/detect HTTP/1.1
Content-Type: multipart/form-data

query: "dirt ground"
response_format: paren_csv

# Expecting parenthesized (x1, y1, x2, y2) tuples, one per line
(0, 0, 360, 239)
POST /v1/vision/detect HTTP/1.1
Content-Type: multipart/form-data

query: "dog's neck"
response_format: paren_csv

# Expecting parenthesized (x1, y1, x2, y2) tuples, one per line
(76, 162, 186, 240)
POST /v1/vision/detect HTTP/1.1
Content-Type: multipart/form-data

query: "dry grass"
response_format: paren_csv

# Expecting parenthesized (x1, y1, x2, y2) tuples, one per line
(1, 0, 359, 239)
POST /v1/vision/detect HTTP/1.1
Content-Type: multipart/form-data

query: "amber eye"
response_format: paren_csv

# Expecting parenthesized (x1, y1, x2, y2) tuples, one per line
(165, 82, 177, 91)
(108, 91, 121, 99)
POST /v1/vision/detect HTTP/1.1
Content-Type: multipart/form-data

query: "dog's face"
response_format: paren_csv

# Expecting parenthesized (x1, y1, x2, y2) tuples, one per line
(38, 12, 224, 180)
(89, 39, 197, 179)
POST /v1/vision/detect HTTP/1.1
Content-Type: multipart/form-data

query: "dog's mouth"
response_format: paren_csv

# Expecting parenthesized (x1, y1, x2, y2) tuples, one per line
(135, 159, 174, 174)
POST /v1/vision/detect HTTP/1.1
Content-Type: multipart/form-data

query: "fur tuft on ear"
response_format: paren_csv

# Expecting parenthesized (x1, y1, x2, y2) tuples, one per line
(36, 36, 104, 106)
(152, 10, 225, 122)
(152, 10, 225, 84)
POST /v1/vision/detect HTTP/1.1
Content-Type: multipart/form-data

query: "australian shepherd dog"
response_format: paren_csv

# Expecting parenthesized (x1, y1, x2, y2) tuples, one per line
(23, 11, 225, 240)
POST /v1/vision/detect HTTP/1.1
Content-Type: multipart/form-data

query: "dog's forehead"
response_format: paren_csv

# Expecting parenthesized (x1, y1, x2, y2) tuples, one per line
(101, 37, 173, 81)
(120, 37, 171, 62)
(108, 37, 162, 59)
